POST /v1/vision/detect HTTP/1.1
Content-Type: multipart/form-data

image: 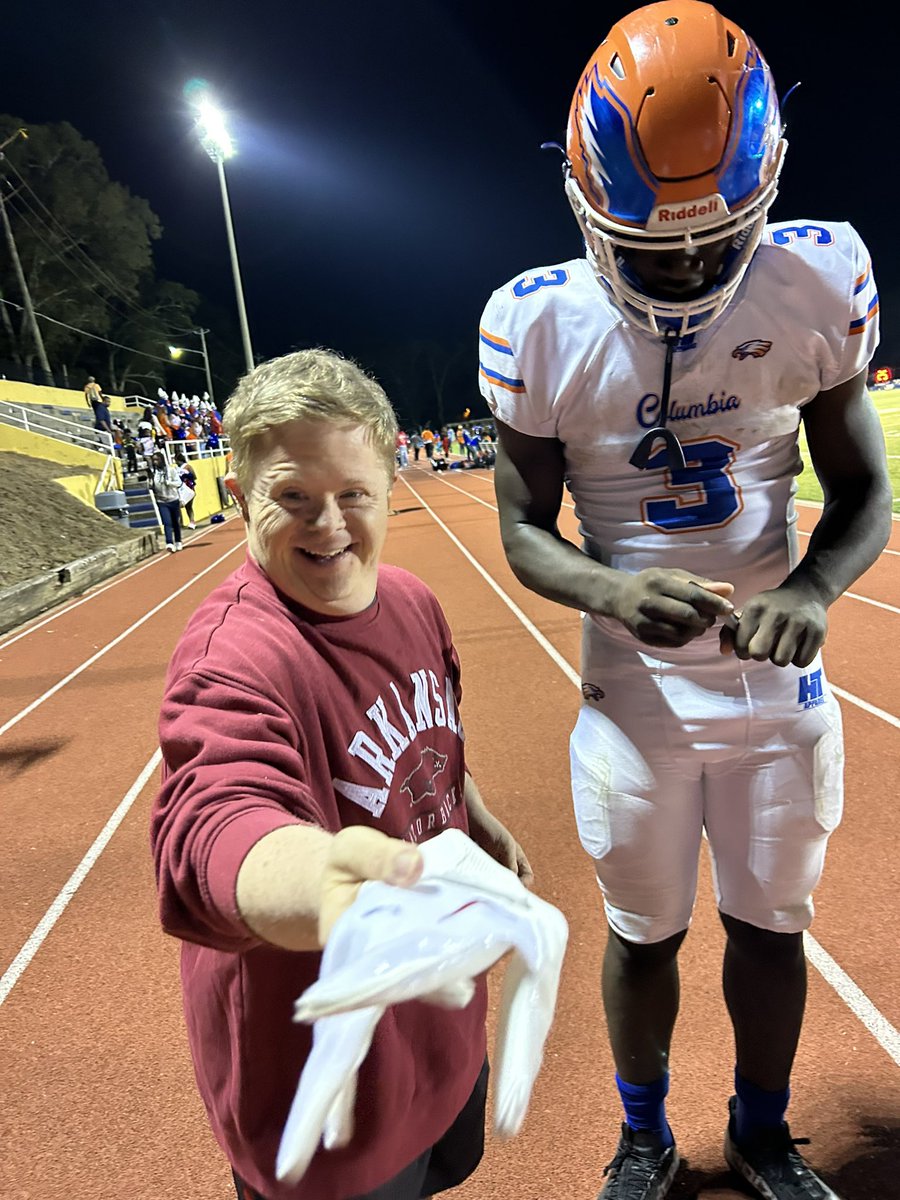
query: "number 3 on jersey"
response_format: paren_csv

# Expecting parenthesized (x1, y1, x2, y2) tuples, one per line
(511, 269, 570, 298)
(640, 437, 743, 532)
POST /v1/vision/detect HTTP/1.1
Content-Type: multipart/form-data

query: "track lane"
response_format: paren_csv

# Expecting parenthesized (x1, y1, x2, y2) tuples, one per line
(0, 467, 897, 1200)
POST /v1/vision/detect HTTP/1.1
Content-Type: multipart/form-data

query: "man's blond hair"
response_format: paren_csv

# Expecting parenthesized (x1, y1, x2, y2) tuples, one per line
(223, 348, 398, 486)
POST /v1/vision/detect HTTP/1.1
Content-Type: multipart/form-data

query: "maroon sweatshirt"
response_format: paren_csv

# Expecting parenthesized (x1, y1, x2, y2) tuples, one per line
(152, 556, 487, 1200)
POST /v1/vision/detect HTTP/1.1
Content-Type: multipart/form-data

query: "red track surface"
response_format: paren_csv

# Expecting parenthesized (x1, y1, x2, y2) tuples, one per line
(1, 462, 897, 1200)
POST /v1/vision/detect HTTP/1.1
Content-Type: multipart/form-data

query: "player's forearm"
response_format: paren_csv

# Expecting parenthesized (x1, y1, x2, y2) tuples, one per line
(502, 521, 624, 616)
(235, 823, 333, 951)
(785, 479, 892, 606)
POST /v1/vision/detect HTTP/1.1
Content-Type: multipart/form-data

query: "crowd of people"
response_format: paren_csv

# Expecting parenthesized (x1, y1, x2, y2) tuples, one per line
(398, 423, 497, 471)
(82, 379, 220, 543)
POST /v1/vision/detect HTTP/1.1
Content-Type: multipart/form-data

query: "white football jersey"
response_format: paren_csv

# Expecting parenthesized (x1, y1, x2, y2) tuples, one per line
(478, 220, 879, 646)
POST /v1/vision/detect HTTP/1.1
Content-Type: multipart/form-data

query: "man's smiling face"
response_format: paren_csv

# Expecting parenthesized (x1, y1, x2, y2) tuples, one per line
(233, 418, 395, 616)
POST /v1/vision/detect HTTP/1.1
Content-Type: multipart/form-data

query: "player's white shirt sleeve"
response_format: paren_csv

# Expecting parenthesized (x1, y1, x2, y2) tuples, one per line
(761, 219, 879, 392)
(478, 259, 598, 438)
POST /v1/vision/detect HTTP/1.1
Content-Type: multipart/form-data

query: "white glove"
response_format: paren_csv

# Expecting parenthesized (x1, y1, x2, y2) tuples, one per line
(275, 828, 568, 1185)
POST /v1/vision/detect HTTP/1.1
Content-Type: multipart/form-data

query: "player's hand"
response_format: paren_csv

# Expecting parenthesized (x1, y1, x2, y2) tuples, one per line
(718, 583, 827, 667)
(609, 568, 735, 647)
(318, 826, 423, 945)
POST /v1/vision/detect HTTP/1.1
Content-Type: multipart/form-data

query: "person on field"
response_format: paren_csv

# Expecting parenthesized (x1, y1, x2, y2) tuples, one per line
(477, 4, 891, 1198)
(149, 449, 184, 552)
(151, 347, 532, 1200)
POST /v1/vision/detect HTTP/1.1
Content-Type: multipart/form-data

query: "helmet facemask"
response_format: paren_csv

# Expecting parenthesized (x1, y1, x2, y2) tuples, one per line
(564, 1, 787, 338)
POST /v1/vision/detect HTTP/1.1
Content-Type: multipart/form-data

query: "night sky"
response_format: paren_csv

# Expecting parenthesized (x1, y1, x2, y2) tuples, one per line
(3, 1, 899, 416)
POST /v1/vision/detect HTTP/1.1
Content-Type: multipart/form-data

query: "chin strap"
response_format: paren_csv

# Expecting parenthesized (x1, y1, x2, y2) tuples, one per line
(629, 327, 686, 471)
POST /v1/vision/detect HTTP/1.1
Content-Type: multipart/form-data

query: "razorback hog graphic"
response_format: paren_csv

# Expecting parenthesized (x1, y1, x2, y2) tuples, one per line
(731, 339, 772, 360)
(399, 748, 449, 805)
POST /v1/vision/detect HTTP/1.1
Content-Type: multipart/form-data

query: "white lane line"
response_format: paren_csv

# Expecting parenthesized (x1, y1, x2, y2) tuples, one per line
(843, 592, 900, 615)
(832, 685, 900, 730)
(398, 475, 580, 688)
(0, 538, 246, 740)
(796, 528, 899, 558)
(399, 473, 900, 1065)
(0, 748, 162, 1007)
(417, 480, 900, 624)
(803, 933, 900, 1066)
(0, 513, 242, 652)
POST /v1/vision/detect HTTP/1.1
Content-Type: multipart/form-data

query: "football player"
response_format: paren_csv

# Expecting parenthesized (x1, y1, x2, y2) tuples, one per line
(478, 3, 892, 1198)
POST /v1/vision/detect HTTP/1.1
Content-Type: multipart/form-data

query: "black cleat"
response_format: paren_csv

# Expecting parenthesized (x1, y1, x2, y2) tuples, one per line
(598, 1124, 680, 1200)
(724, 1095, 841, 1199)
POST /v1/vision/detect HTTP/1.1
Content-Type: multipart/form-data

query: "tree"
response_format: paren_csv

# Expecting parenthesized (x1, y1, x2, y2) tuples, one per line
(374, 337, 474, 429)
(0, 116, 161, 380)
(106, 279, 200, 395)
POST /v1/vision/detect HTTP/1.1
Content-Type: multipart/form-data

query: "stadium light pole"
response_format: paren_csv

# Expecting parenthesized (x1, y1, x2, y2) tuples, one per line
(169, 327, 215, 405)
(190, 91, 255, 375)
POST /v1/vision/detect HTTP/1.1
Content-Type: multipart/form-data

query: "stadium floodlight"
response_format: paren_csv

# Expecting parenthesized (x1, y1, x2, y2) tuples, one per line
(185, 80, 254, 374)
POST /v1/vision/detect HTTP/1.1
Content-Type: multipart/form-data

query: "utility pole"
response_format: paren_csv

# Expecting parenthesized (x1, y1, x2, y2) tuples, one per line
(0, 128, 54, 385)
(196, 326, 215, 404)
(0, 189, 54, 385)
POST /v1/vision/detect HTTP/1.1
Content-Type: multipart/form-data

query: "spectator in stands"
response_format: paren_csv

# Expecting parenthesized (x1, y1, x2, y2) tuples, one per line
(174, 450, 198, 530)
(92, 393, 113, 439)
(116, 422, 139, 472)
(149, 450, 184, 552)
(84, 376, 103, 410)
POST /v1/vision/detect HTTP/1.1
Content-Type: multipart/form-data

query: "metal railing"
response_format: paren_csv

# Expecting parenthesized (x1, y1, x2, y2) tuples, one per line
(0, 398, 122, 496)
(0, 398, 115, 455)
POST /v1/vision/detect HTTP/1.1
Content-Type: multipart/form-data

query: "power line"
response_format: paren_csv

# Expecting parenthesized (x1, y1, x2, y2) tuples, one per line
(0, 155, 180, 331)
(0, 295, 206, 368)
(0, 157, 195, 342)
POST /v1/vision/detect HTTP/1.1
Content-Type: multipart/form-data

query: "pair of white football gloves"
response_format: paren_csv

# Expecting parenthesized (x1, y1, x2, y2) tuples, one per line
(276, 827, 570, 1185)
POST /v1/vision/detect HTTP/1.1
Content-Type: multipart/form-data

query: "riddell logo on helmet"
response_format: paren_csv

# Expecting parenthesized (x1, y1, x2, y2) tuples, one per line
(647, 195, 726, 229)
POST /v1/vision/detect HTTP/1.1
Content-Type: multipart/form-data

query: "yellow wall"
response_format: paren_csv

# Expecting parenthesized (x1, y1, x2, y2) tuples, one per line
(183, 454, 235, 522)
(0, 378, 131, 414)
(0, 420, 235, 522)
(55, 474, 104, 508)
(0, 421, 111, 470)
(0, 424, 125, 510)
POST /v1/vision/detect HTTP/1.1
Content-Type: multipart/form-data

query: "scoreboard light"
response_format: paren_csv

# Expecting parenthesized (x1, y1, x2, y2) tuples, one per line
(873, 367, 893, 384)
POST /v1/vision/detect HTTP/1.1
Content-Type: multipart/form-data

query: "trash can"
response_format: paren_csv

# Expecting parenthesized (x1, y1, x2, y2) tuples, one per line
(95, 489, 130, 526)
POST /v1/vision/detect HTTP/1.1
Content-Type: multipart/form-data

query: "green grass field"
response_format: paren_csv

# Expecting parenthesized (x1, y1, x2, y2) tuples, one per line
(796, 386, 900, 514)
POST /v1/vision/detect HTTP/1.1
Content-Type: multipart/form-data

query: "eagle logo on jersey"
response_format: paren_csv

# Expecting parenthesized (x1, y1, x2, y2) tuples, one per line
(399, 748, 449, 806)
(582, 683, 605, 702)
(732, 339, 773, 360)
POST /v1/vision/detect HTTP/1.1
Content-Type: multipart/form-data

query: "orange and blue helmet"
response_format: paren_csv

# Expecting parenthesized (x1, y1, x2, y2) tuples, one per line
(564, 0, 786, 335)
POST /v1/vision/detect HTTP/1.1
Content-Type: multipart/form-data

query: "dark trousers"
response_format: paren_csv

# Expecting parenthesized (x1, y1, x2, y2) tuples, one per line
(233, 1059, 488, 1200)
(158, 499, 182, 545)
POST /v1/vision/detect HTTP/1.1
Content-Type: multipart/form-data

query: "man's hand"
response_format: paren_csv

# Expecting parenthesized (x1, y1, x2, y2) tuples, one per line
(465, 798, 534, 888)
(318, 827, 424, 945)
(609, 568, 735, 647)
(719, 584, 828, 667)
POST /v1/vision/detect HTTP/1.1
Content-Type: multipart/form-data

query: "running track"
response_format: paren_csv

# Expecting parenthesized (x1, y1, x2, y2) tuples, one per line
(1, 462, 897, 1200)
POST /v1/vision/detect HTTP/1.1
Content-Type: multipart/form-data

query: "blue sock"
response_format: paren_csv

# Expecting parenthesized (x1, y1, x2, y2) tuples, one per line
(734, 1068, 789, 1142)
(615, 1072, 673, 1147)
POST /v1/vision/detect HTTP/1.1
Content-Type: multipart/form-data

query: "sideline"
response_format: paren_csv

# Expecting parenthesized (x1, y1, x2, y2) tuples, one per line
(0, 749, 162, 1006)
(396, 471, 900, 1067)
(0, 512, 242, 652)
(0, 537, 246, 739)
